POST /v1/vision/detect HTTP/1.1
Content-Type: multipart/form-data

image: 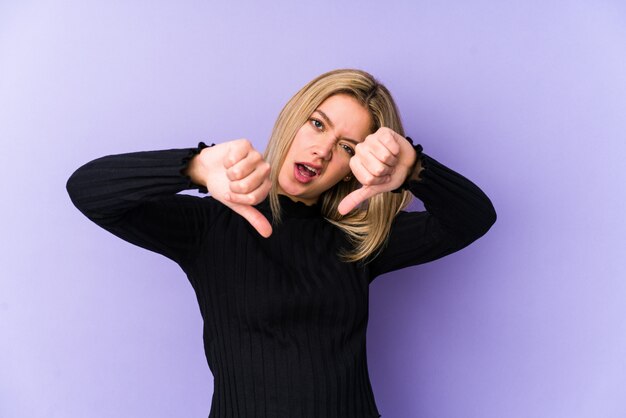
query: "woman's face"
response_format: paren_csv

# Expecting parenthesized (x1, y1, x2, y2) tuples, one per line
(277, 94, 373, 205)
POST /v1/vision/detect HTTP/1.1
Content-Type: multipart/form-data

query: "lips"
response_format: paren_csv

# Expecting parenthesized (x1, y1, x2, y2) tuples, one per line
(298, 163, 319, 176)
(294, 162, 321, 183)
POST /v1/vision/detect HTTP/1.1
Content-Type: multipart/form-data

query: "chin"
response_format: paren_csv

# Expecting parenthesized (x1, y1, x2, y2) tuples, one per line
(277, 180, 300, 197)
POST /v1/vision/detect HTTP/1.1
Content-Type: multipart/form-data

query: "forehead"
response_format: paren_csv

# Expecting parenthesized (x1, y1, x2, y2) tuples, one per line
(316, 94, 372, 140)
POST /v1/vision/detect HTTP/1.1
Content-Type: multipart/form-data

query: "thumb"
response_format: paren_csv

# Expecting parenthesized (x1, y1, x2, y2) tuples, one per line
(337, 186, 379, 215)
(230, 204, 273, 238)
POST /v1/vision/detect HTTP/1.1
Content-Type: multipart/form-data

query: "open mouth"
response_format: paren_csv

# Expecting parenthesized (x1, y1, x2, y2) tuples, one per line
(296, 163, 319, 177)
(294, 163, 321, 183)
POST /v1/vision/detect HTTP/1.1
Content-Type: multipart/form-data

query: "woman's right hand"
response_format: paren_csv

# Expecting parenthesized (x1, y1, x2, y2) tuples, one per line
(185, 139, 273, 237)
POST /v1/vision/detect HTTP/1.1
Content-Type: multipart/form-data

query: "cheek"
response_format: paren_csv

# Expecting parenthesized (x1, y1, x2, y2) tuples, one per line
(336, 156, 352, 173)
(290, 128, 307, 149)
(328, 160, 351, 182)
(278, 160, 291, 181)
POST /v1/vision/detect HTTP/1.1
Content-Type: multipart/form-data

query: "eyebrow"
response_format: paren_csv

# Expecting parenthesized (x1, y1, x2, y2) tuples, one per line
(313, 109, 361, 145)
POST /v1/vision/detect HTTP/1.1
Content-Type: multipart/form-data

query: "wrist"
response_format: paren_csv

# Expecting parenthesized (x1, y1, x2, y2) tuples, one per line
(182, 142, 214, 192)
(391, 137, 424, 193)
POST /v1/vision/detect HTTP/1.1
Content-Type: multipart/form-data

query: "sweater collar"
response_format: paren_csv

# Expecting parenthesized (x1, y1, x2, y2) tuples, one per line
(256, 194, 321, 219)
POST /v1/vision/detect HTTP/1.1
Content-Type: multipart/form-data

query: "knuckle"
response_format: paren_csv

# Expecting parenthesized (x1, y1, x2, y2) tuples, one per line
(252, 189, 266, 203)
(224, 155, 236, 167)
(245, 193, 257, 205)
(364, 132, 376, 143)
(260, 162, 271, 176)
(249, 149, 261, 160)
(230, 192, 246, 204)
(377, 127, 391, 137)
(237, 139, 252, 150)
(230, 167, 242, 180)
(238, 180, 251, 193)
(233, 193, 246, 204)
(362, 172, 374, 184)
(229, 182, 241, 194)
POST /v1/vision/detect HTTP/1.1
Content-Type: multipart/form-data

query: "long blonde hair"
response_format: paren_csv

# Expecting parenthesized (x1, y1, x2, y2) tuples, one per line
(264, 69, 413, 262)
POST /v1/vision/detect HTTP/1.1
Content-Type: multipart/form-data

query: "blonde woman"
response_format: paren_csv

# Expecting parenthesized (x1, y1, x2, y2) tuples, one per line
(67, 69, 496, 418)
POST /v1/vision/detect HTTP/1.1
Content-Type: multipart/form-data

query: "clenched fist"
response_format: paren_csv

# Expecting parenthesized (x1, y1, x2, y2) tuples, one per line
(185, 139, 273, 237)
(338, 127, 418, 215)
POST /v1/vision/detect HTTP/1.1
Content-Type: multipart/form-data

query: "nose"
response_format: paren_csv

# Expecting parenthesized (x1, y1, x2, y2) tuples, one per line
(313, 136, 335, 160)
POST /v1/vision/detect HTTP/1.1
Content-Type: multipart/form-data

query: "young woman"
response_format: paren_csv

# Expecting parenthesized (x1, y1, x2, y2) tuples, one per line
(67, 69, 496, 418)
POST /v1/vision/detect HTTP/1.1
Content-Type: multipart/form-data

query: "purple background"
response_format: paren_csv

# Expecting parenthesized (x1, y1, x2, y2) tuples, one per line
(2, 1, 625, 417)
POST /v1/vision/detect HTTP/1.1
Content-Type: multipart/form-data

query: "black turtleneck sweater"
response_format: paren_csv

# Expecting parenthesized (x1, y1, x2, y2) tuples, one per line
(66, 143, 496, 418)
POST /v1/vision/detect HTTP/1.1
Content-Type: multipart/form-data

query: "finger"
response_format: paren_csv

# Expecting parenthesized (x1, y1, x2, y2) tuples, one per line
(350, 156, 392, 186)
(225, 177, 271, 206)
(358, 147, 396, 177)
(378, 129, 403, 156)
(223, 140, 252, 169)
(231, 204, 273, 238)
(226, 151, 263, 182)
(337, 186, 380, 215)
(363, 136, 400, 166)
(229, 161, 270, 194)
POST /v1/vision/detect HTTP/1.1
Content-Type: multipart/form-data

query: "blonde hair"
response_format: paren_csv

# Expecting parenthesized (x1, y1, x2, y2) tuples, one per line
(264, 69, 413, 262)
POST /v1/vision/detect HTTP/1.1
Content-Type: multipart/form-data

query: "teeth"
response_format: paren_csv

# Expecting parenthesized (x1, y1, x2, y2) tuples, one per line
(303, 164, 318, 174)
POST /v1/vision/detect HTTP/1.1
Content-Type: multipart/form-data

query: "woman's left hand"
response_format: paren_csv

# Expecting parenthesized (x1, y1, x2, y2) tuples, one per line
(338, 127, 417, 215)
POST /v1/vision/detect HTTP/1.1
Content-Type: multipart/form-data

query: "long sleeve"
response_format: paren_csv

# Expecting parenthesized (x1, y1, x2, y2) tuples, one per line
(66, 144, 216, 267)
(368, 151, 497, 281)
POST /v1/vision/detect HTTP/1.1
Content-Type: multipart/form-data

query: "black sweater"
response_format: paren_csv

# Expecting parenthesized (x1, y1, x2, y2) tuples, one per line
(66, 144, 496, 418)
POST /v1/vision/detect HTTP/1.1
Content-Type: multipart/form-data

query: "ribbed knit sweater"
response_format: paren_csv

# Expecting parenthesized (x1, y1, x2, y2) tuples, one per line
(66, 143, 496, 418)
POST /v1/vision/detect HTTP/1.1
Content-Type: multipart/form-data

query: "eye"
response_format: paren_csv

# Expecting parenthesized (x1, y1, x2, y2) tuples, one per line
(340, 143, 355, 156)
(310, 118, 324, 131)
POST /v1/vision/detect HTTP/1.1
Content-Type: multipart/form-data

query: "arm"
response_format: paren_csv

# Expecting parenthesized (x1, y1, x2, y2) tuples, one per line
(368, 148, 497, 280)
(66, 143, 215, 266)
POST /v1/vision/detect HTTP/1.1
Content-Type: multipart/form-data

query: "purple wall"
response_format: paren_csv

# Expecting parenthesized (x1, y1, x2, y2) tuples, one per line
(2, 1, 625, 417)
